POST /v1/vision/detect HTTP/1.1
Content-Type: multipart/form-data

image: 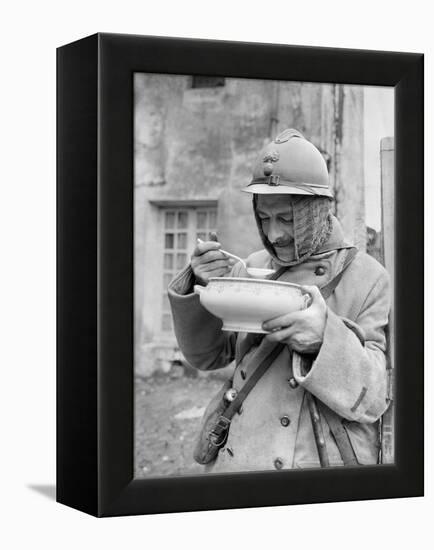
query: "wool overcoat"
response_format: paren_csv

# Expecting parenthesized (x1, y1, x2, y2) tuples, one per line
(168, 219, 391, 473)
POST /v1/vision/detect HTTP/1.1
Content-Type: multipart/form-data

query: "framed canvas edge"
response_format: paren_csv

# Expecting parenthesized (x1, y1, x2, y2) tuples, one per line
(98, 34, 424, 517)
(58, 33, 424, 517)
(57, 33, 100, 517)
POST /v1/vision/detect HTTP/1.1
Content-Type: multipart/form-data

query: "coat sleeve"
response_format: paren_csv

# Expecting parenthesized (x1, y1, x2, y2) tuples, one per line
(292, 270, 391, 423)
(167, 265, 236, 371)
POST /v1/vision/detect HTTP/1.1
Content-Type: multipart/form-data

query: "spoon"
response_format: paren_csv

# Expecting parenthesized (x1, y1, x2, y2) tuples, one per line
(197, 238, 247, 269)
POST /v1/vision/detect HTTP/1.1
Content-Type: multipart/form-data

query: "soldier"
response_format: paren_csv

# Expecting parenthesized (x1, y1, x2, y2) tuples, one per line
(168, 129, 391, 473)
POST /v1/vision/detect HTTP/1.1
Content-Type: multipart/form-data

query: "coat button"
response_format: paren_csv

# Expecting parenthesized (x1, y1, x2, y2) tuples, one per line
(224, 388, 238, 402)
(240, 370, 246, 380)
(280, 415, 290, 427)
(314, 266, 326, 276)
(274, 458, 284, 470)
(288, 377, 298, 389)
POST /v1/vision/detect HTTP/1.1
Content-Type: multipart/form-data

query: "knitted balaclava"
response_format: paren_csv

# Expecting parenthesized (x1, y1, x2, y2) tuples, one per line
(253, 194, 334, 267)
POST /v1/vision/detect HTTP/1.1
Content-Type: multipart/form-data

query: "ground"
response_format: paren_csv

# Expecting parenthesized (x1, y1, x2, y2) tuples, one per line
(134, 368, 228, 478)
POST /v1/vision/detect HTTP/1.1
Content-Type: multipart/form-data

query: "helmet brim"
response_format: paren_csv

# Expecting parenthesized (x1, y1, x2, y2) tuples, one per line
(241, 183, 333, 198)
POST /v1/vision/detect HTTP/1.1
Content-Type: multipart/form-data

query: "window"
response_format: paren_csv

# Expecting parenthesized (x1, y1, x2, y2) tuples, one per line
(191, 76, 225, 89)
(161, 206, 218, 332)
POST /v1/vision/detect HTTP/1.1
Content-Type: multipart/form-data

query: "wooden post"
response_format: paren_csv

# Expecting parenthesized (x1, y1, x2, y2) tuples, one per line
(380, 137, 395, 464)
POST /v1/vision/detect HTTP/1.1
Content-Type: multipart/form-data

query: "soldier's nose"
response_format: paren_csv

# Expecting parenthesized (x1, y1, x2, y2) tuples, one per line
(267, 224, 284, 244)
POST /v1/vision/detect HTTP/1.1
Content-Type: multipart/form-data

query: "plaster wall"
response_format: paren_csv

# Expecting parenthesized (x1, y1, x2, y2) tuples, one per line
(134, 74, 365, 376)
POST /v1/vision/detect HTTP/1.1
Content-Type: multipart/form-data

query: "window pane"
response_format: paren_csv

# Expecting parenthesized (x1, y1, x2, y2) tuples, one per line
(196, 232, 207, 241)
(165, 233, 174, 249)
(177, 233, 187, 249)
(177, 211, 188, 229)
(165, 212, 175, 229)
(176, 253, 187, 269)
(197, 211, 207, 229)
(162, 293, 169, 310)
(164, 253, 173, 269)
(208, 210, 217, 229)
(162, 314, 173, 331)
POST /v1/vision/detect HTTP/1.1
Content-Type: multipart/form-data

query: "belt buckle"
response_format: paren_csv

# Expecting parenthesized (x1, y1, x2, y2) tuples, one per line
(209, 416, 231, 448)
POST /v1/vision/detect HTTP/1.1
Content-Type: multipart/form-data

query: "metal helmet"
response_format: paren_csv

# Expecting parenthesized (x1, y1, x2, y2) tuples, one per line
(242, 128, 333, 198)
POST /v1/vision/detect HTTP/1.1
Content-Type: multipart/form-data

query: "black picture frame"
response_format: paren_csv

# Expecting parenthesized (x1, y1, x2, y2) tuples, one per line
(57, 33, 424, 517)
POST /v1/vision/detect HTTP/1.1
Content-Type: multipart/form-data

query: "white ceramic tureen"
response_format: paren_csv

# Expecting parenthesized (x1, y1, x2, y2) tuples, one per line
(194, 277, 311, 334)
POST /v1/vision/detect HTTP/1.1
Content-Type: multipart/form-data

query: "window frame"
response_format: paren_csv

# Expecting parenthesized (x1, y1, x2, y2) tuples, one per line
(151, 200, 218, 337)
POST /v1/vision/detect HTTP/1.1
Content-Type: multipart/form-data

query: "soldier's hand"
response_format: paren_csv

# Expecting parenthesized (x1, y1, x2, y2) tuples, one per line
(262, 285, 327, 354)
(191, 235, 234, 286)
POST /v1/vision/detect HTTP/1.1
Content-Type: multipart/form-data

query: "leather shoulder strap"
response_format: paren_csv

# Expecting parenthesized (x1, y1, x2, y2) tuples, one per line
(223, 342, 285, 422)
(320, 247, 358, 300)
(232, 247, 359, 426)
(316, 401, 359, 466)
(293, 247, 360, 466)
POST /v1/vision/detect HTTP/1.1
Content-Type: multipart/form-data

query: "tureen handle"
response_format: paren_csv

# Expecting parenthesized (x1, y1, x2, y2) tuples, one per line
(193, 285, 204, 296)
(302, 289, 313, 309)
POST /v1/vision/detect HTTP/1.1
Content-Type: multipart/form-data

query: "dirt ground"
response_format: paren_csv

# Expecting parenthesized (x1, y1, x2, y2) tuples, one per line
(134, 369, 225, 478)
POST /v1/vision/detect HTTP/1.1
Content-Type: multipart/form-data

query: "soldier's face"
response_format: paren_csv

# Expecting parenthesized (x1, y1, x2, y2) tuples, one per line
(256, 194, 295, 261)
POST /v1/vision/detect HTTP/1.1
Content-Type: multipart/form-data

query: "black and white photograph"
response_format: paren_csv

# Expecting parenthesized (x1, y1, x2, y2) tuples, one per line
(133, 74, 395, 478)
(1, 0, 429, 543)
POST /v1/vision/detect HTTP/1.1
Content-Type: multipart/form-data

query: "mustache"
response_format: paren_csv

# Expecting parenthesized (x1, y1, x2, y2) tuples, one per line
(270, 239, 293, 248)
